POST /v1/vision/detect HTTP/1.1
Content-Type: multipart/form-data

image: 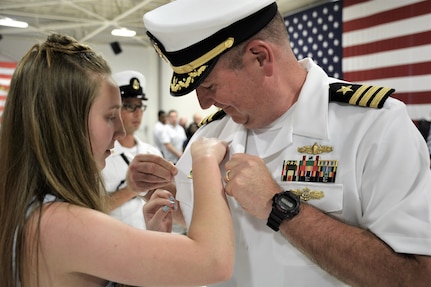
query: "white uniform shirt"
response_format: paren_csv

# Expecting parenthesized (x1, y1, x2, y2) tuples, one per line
(160, 123, 187, 163)
(174, 58, 431, 286)
(153, 121, 166, 153)
(102, 137, 162, 229)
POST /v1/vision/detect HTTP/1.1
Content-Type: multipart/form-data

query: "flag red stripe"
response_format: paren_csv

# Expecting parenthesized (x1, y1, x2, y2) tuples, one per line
(0, 62, 17, 69)
(342, 1, 431, 118)
(0, 74, 13, 79)
(392, 91, 431, 105)
(343, 0, 369, 8)
(0, 62, 16, 122)
(344, 1, 431, 32)
(343, 61, 431, 82)
(343, 30, 431, 57)
(0, 94, 6, 112)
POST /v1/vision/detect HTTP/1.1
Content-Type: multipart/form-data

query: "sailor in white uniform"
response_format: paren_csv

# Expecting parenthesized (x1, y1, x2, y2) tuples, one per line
(144, 0, 431, 285)
(102, 70, 162, 229)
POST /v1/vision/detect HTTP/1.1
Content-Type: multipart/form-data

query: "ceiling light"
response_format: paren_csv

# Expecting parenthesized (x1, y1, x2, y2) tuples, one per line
(0, 17, 28, 28)
(111, 28, 136, 37)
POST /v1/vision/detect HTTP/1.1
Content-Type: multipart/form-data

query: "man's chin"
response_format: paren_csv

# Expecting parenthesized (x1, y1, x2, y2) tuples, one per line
(229, 113, 248, 126)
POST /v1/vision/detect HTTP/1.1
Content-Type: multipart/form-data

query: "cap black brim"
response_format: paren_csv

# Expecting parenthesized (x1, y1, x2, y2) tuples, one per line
(169, 57, 219, 97)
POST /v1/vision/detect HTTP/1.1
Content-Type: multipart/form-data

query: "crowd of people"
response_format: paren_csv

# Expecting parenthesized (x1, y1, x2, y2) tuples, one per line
(1, 0, 431, 286)
(153, 110, 202, 160)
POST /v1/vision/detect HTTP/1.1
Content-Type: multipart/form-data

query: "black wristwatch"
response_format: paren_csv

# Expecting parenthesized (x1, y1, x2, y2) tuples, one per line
(267, 190, 300, 232)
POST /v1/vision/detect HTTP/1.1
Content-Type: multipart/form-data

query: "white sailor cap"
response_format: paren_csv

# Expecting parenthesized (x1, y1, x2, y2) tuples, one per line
(112, 70, 148, 100)
(143, 0, 277, 97)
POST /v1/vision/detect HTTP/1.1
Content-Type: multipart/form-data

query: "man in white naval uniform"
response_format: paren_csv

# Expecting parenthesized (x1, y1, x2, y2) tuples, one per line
(102, 70, 162, 229)
(143, 0, 431, 286)
(153, 110, 167, 154)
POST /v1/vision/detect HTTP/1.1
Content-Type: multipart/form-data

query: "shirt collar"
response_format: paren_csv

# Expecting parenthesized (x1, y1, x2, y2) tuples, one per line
(292, 58, 330, 140)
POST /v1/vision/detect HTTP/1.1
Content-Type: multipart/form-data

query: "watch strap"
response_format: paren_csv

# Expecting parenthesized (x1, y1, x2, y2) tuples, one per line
(267, 209, 285, 231)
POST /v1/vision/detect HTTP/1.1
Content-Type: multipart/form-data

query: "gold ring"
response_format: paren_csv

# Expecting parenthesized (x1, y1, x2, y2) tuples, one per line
(225, 170, 231, 182)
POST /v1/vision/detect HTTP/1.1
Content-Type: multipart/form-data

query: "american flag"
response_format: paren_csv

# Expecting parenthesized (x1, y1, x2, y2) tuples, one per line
(0, 61, 16, 123)
(284, 0, 431, 120)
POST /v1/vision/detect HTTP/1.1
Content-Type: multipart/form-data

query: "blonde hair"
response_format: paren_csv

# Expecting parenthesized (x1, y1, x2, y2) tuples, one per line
(0, 33, 111, 286)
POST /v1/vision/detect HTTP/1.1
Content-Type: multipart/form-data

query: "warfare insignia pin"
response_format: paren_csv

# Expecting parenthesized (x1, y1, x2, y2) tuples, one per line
(291, 187, 324, 201)
(297, 142, 333, 155)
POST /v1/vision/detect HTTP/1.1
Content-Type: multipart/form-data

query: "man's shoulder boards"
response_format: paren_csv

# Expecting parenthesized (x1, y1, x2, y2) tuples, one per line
(198, 109, 226, 127)
(329, 83, 395, 109)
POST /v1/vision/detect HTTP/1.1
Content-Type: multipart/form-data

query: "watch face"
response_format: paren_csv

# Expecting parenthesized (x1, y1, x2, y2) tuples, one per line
(278, 196, 295, 211)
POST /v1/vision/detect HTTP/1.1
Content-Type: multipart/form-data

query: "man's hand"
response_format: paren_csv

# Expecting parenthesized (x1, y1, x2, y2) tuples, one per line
(224, 153, 281, 220)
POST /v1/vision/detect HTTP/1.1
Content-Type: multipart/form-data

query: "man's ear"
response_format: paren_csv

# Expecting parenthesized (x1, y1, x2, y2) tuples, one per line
(247, 40, 274, 74)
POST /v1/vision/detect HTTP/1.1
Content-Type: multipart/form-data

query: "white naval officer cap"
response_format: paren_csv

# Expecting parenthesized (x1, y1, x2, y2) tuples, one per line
(112, 70, 148, 100)
(143, 0, 278, 97)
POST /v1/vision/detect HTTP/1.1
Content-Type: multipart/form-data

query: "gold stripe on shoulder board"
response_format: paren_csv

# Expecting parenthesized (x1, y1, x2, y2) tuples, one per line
(329, 83, 395, 109)
(198, 109, 227, 127)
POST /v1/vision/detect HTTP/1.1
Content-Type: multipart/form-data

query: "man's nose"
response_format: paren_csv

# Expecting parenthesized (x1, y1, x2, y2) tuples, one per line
(196, 89, 214, 109)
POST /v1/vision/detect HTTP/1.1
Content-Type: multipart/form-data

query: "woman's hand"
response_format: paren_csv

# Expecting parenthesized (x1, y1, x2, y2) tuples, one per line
(190, 137, 228, 165)
(143, 189, 178, 232)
